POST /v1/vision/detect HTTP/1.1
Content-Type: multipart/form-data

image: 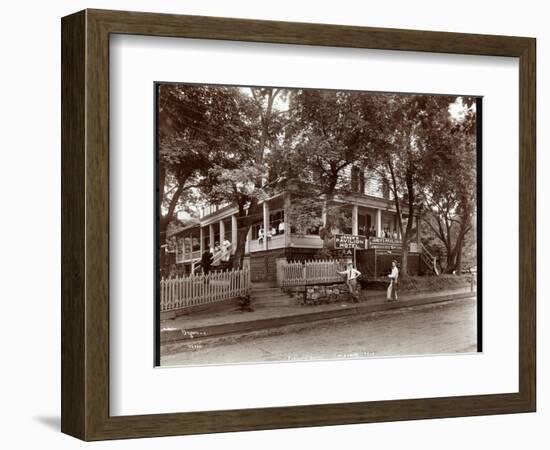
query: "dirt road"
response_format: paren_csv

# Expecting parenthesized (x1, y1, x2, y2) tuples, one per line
(161, 297, 478, 366)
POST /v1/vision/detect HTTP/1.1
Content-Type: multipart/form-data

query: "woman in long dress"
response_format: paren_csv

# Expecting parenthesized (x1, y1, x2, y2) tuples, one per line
(387, 260, 399, 301)
(221, 239, 231, 262)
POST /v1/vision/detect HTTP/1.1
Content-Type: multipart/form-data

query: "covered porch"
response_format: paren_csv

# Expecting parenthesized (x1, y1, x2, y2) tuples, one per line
(243, 194, 421, 254)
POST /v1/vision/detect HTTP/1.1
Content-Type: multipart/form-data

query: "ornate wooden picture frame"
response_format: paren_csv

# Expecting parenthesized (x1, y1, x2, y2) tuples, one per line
(61, 9, 536, 441)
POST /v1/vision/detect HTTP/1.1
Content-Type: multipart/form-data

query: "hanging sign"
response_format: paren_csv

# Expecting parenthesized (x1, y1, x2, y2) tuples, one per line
(334, 234, 367, 249)
(368, 237, 402, 250)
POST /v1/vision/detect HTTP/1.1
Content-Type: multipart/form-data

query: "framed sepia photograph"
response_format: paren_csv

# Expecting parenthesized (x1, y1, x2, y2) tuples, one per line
(61, 9, 536, 441)
(155, 83, 483, 368)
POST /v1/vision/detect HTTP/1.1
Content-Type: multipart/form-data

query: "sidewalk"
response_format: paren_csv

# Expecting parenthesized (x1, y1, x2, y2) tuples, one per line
(160, 287, 476, 344)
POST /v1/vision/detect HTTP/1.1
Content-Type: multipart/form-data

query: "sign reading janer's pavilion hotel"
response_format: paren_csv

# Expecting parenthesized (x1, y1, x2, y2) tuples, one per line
(157, 82, 478, 367)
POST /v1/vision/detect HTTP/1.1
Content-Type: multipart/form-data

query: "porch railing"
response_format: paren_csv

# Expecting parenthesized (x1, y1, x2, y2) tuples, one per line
(160, 267, 250, 312)
(281, 259, 345, 287)
(191, 246, 229, 273)
(420, 243, 440, 275)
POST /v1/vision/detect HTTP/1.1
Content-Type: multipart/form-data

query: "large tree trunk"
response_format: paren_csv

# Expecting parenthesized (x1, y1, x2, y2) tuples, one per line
(386, 159, 408, 276)
(393, 160, 415, 279)
(400, 215, 416, 277)
(232, 225, 251, 269)
(159, 165, 166, 209)
(452, 224, 468, 274)
(158, 216, 171, 276)
(446, 251, 456, 272)
(158, 176, 187, 275)
(231, 200, 261, 270)
(321, 191, 335, 249)
(227, 88, 280, 271)
(456, 241, 463, 275)
(401, 242, 409, 276)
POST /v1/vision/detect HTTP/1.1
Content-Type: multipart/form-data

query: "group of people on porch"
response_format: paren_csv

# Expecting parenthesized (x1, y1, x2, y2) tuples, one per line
(200, 238, 232, 274)
(254, 220, 399, 243)
(367, 226, 399, 239)
(257, 221, 286, 244)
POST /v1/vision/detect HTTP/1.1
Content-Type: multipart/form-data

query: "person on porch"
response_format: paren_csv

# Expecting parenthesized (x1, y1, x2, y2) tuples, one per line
(387, 260, 399, 301)
(258, 226, 265, 244)
(211, 243, 221, 267)
(221, 238, 231, 262)
(338, 262, 361, 303)
(201, 248, 213, 275)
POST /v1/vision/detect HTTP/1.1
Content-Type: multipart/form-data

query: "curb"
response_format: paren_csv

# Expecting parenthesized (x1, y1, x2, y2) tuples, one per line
(161, 290, 476, 345)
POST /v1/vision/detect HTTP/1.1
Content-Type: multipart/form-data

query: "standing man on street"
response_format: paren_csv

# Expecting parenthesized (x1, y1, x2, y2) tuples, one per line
(387, 260, 399, 301)
(338, 262, 361, 303)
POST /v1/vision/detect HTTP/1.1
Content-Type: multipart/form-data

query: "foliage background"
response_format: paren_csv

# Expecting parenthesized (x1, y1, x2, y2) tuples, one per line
(159, 84, 477, 276)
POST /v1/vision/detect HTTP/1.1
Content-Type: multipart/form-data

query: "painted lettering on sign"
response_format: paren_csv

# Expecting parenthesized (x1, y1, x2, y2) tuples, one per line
(368, 237, 402, 250)
(334, 234, 367, 249)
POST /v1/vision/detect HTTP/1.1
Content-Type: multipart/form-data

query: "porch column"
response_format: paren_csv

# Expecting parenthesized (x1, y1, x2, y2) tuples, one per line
(263, 201, 270, 251)
(231, 214, 238, 253)
(199, 227, 204, 254)
(245, 223, 251, 254)
(376, 209, 382, 237)
(284, 192, 292, 247)
(181, 236, 185, 262)
(322, 203, 327, 227)
(209, 224, 214, 250)
(352, 205, 359, 235)
(416, 214, 420, 243)
(219, 220, 225, 243)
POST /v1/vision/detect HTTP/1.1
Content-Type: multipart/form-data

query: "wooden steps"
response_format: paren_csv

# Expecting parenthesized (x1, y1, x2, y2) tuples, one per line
(250, 282, 296, 306)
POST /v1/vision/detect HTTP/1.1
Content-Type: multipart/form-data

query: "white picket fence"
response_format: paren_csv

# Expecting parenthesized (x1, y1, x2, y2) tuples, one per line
(281, 259, 345, 287)
(160, 267, 250, 312)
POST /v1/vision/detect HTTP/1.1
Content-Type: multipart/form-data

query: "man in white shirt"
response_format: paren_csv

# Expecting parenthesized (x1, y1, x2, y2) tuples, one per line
(387, 260, 399, 301)
(338, 262, 361, 303)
